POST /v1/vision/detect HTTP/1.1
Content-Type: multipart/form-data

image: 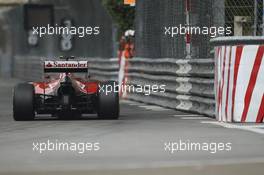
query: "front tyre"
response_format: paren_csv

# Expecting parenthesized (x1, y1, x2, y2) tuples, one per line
(97, 81, 119, 119)
(13, 83, 35, 121)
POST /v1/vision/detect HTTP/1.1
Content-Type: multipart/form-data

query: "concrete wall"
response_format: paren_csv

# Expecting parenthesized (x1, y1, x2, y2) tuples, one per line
(0, 7, 13, 78)
(0, 0, 116, 78)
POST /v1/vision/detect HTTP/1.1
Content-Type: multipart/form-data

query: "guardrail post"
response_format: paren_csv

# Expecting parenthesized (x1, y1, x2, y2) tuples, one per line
(263, 0, 264, 35)
(185, 0, 191, 59)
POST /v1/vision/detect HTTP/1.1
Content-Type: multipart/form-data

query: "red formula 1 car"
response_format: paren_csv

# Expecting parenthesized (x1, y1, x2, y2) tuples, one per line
(13, 56, 119, 121)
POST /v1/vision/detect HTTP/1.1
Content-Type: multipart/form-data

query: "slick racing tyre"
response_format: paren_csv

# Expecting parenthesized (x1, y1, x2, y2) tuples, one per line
(13, 83, 35, 121)
(97, 81, 119, 119)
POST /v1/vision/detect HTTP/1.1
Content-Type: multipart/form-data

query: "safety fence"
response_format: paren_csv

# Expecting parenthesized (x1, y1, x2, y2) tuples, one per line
(88, 57, 215, 117)
(135, 0, 264, 59)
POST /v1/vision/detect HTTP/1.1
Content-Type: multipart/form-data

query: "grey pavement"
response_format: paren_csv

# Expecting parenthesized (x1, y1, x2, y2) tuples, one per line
(0, 79, 264, 174)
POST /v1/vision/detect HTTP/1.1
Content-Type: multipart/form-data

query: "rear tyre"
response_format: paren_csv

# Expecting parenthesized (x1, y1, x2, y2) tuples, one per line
(13, 83, 35, 121)
(97, 81, 119, 119)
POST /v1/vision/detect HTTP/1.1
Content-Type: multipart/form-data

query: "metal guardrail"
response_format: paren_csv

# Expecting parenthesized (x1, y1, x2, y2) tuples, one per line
(13, 56, 119, 81)
(88, 58, 119, 82)
(211, 36, 264, 46)
(13, 56, 215, 116)
(14, 56, 43, 81)
(88, 57, 215, 117)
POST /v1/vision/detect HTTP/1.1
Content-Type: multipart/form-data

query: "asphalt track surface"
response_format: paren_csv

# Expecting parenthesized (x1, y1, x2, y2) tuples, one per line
(0, 79, 264, 175)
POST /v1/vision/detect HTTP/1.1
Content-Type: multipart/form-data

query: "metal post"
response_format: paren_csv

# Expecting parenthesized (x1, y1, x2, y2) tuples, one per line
(263, 0, 264, 35)
(253, 0, 258, 36)
(185, 0, 191, 59)
(212, 0, 225, 36)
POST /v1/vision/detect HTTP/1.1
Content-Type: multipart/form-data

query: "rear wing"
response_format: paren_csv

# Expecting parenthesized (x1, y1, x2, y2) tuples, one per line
(44, 61, 88, 73)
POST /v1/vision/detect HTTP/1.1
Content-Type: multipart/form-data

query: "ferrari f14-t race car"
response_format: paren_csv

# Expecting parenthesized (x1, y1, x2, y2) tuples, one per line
(13, 57, 119, 121)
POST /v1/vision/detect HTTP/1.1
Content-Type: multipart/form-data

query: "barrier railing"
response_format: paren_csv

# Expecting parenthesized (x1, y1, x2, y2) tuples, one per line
(88, 57, 215, 116)
(14, 56, 43, 81)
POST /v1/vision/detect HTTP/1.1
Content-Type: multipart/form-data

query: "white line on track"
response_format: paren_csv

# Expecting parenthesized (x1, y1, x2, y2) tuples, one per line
(201, 121, 264, 134)
(174, 114, 202, 117)
(128, 103, 142, 106)
(173, 114, 210, 120)
(138, 105, 170, 111)
(120, 100, 142, 106)
(121, 100, 171, 111)
(180, 116, 210, 120)
(120, 100, 134, 104)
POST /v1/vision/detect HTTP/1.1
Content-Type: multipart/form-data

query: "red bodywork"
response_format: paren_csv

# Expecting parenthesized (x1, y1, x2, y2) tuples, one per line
(31, 73, 98, 95)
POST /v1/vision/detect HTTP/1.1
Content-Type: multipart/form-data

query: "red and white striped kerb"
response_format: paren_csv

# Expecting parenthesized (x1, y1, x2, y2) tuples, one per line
(215, 44, 264, 123)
